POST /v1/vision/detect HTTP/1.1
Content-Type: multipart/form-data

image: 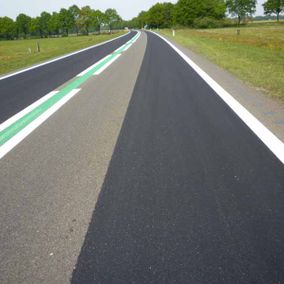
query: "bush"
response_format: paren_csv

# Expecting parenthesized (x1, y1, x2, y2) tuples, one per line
(193, 17, 223, 29)
(221, 18, 235, 27)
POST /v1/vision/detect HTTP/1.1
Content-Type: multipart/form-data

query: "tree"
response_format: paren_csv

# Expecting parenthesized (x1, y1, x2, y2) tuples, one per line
(226, 0, 257, 25)
(162, 3, 175, 27)
(29, 17, 41, 36)
(48, 12, 60, 36)
(69, 5, 80, 35)
(147, 3, 175, 28)
(137, 11, 148, 28)
(39, 12, 51, 37)
(16, 13, 31, 38)
(263, 0, 284, 21)
(0, 17, 16, 39)
(59, 8, 74, 35)
(92, 10, 106, 32)
(148, 3, 166, 28)
(124, 17, 140, 29)
(175, 0, 226, 26)
(77, 6, 93, 35)
(104, 9, 122, 30)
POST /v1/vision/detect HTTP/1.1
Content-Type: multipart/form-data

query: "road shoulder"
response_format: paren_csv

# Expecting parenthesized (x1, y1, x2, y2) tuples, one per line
(158, 32, 284, 143)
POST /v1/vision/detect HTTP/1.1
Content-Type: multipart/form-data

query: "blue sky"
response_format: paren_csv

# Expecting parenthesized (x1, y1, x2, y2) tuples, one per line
(0, 0, 265, 20)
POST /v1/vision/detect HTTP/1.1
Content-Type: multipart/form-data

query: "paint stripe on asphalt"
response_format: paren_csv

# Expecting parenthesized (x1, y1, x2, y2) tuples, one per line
(78, 31, 141, 77)
(94, 54, 121, 75)
(114, 44, 126, 53)
(0, 89, 81, 159)
(152, 31, 284, 164)
(0, 91, 59, 131)
(0, 32, 130, 81)
(0, 31, 141, 159)
(77, 55, 112, 77)
(122, 44, 132, 52)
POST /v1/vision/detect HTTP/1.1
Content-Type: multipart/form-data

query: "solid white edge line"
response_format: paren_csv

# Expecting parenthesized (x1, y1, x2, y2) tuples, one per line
(94, 54, 121, 75)
(1, 31, 139, 134)
(0, 31, 131, 81)
(131, 33, 141, 44)
(0, 89, 81, 159)
(78, 31, 140, 77)
(77, 55, 112, 77)
(0, 31, 142, 158)
(0, 91, 59, 131)
(93, 31, 141, 75)
(121, 32, 141, 52)
(123, 44, 132, 52)
(113, 44, 127, 53)
(151, 31, 284, 164)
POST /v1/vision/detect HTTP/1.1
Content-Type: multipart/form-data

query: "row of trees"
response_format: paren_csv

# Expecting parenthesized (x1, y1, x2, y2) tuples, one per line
(0, 6, 122, 40)
(1, 0, 283, 39)
(126, 0, 284, 29)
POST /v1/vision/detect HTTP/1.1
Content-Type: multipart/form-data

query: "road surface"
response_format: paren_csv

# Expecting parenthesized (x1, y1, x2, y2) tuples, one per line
(0, 31, 135, 123)
(1, 31, 284, 283)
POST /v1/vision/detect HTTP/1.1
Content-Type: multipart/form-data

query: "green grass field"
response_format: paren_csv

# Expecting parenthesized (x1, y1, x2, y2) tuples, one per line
(160, 22, 284, 101)
(0, 31, 126, 76)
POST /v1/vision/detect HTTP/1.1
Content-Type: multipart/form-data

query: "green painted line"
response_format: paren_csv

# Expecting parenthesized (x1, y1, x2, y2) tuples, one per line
(0, 32, 140, 146)
(113, 34, 139, 54)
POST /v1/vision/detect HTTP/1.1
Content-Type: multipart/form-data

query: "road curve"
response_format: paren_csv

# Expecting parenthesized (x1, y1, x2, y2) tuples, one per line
(71, 32, 284, 284)
(0, 31, 135, 123)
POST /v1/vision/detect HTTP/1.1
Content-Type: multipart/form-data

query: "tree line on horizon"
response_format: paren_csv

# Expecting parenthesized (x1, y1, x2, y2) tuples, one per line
(0, 0, 283, 40)
(125, 0, 284, 29)
(0, 5, 123, 40)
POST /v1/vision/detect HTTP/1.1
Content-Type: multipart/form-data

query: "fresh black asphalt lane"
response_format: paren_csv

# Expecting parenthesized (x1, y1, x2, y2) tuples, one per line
(0, 31, 135, 123)
(72, 32, 284, 283)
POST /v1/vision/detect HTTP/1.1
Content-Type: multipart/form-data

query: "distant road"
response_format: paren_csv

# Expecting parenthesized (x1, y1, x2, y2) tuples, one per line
(0, 31, 135, 123)
(72, 32, 284, 283)
(1, 31, 284, 283)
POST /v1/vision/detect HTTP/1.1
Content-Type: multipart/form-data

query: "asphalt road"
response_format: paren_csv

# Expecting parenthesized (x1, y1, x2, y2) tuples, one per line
(1, 31, 284, 283)
(0, 31, 135, 123)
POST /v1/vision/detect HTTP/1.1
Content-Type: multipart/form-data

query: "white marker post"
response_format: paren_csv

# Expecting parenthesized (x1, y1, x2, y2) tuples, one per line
(172, 29, 176, 37)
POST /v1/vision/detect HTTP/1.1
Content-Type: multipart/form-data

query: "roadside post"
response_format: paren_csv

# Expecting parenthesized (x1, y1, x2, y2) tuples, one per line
(37, 42, 40, 52)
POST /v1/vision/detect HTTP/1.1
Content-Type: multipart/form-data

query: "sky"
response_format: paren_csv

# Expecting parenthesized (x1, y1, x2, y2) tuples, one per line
(0, 0, 265, 20)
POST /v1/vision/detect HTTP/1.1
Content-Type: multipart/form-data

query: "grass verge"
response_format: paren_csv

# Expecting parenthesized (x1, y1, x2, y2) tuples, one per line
(159, 23, 284, 101)
(0, 31, 126, 76)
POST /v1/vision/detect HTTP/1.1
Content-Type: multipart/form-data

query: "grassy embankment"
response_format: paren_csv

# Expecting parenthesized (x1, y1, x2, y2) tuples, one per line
(0, 31, 126, 76)
(160, 21, 284, 101)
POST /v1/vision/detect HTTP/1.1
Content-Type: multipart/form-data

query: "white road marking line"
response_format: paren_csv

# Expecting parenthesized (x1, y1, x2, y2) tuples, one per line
(113, 44, 126, 53)
(77, 55, 112, 77)
(94, 54, 121, 75)
(1, 31, 139, 132)
(123, 44, 132, 52)
(0, 31, 140, 159)
(0, 89, 81, 159)
(0, 91, 59, 131)
(0, 32, 130, 81)
(152, 31, 284, 164)
(78, 31, 141, 77)
(132, 36, 140, 44)
(1, 31, 139, 131)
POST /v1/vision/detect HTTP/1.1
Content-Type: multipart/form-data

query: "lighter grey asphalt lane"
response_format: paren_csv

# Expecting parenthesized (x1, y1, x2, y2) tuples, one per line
(0, 31, 136, 123)
(0, 32, 147, 283)
(1, 31, 284, 284)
